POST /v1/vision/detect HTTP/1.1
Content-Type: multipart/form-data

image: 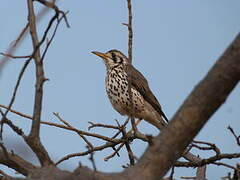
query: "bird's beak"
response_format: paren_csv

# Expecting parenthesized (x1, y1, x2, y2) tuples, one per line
(91, 51, 109, 60)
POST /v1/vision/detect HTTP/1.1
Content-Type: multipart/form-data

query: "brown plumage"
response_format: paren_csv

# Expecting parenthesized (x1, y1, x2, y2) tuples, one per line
(124, 64, 168, 122)
(92, 49, 168, 130)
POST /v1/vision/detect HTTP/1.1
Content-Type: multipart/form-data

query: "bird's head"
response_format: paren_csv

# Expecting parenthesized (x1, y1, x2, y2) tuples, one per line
(92, 49, 129, 70)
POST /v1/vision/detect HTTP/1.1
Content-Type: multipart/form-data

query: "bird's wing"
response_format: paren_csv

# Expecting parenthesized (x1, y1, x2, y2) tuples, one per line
(124, 64, 168, 123)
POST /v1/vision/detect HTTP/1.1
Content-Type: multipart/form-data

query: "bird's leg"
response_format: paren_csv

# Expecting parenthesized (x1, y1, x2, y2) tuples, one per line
(129, 117, 142, 133)
(129, 118, 142, 134)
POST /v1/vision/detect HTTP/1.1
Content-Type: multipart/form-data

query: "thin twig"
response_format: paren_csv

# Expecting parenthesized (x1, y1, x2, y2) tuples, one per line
(53, 113, 118, 143)
(0, 105, 120, 143)
(176, 153, 240, 168)
(0, 59, 31, 139)
(228, 126, 240, 146)
(192, 140, 221, 155)
(0, 53, 31, 59)
(111, 117, 130, 138)
(181, 176, 196, 179)
(41, 11, 69, 61)
(127, 0, 133, 64)
(104, 143, 125, 161)
(121, 125, 135, 165)
(125, 0, 137, 135)
(88, 122, 119, 131)
(56, 120, 147, 165)
(0, 0, 59, 75)
(56, 141, 118, 165)
(0, 112, 25, 138)
(87, 146, 97, 171)
(36, 0, 70, 28)
(53, 112, 94, 149)
(0, 104, 32, 119)
(169, 166, 175, 180)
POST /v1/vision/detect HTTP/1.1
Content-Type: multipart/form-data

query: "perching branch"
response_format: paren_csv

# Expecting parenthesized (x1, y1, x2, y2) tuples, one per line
(122, 33, 240, 179)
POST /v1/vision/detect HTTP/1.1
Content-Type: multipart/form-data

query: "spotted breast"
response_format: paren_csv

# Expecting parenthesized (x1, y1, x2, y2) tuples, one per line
(105, 65, 145, 116)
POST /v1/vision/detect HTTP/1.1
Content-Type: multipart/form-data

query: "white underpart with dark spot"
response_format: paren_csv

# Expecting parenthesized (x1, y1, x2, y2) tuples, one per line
(105, 65, 145, 116)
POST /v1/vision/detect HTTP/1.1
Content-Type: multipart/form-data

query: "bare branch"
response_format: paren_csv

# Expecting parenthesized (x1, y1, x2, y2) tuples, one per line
(196, 165, 207, 180)
(27, 0, 45, 139)
(126, 0, 133, 64)
(87, 146, 97, 171)
(35, 0, 70, 28)
(0, 53, 31, 59)
(228, 126, 240, 146)
(26, 0, 53, 166)
(41, 11, 69, 61)
(0, 105, 120, 143)
(192, 140, 221, 155)
(0, 0, 59, 75)
(0, 59, 31, 139)
(104, 143, 124, 161)
(0, 148, 37, 176)
(123, 0, 137, 136)
(53, 112, 94, 149)
(176, 153, 240, 168)
(0, 104, 32, 120)
(121, 126, 135, 165)
(88, 122, 119, 130)
(122, 33, 240, 179)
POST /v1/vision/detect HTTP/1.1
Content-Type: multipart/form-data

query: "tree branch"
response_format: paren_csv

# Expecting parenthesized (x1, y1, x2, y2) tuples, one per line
(0, 149, 37, 176)
(26, 0, 53, 166)
(127, 0, 133, 64)
(0, 0, 59, 75)
(121, 33, 240, 179)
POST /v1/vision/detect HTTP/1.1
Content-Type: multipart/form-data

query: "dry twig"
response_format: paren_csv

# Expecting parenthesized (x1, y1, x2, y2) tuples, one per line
(228, 126, 240, 146)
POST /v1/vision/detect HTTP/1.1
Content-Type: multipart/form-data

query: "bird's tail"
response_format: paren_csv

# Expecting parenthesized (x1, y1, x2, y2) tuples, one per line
(138, 102, 168, 131)
(144, 111, 167, 131)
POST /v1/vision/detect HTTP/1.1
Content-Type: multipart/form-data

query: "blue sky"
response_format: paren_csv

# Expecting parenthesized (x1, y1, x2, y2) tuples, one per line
(0, 1, 240, 179)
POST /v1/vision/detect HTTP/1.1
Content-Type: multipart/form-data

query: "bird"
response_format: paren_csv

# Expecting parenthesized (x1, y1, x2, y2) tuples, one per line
(92, 49, 168, 130)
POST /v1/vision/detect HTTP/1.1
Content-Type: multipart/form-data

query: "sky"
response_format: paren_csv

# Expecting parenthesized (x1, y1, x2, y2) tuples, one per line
(0, 1, 240, 179)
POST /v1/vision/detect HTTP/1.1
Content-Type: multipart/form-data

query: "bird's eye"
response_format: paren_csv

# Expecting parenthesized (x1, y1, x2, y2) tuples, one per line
(111, 53, 117, 62)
